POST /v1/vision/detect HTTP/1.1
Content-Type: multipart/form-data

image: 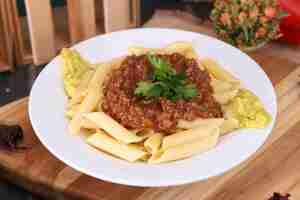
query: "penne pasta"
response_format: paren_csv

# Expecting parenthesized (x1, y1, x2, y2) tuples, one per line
(200, 58, 240, 83)
(127, 46, 147, 55)
(68, 113, 83, 134)
(210, 78, 237, 93)
(140, 154, 151, 161)
(133, 129, 156, 141)
(65, 103, 80, 119)
(197, 60, 206, 70)
(61, 42, 270, 164)
(80, 118, 98, 129)
(83, 112, 144, 144)
(106, 57, 125, 70)
(149, 128, 219, 163)
(177, 118, 224, 130)
(185, 50, 198, 59)
(162, 123, 222, 150)
(164, 41, 198, 59)
(94, 57, 124, 69)
(178, 118, 238, 136)
(144, 133, 163, 154)
(68, 63, 112, 134)
(128, 46, 166, 56)
(77, 87, 99, 113)
(210, 78, 240, 104)
(68, 70, 94, 106)
(220, 118, 240, 135)
(128, 42, 198, 59)
(68, 94, 99, 134)
(80, 66, 104, 112)
(213, 89, 239, 105)
(87, 131, 147, 162)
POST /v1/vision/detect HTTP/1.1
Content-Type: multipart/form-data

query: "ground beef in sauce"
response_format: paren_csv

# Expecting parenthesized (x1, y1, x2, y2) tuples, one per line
(102, 53, 223, 134)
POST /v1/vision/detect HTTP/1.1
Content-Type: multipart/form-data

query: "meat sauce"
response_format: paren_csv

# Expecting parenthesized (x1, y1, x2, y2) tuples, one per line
(102, 53, 223, 134)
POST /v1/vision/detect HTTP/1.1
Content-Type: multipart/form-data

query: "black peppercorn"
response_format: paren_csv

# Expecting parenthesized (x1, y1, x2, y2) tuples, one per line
(0, 124, 24, 150)
(269, 193, 291, 200)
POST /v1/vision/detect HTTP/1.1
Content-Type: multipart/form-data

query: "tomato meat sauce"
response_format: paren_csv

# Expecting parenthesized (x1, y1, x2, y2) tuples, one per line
(102, 53, 223, 134)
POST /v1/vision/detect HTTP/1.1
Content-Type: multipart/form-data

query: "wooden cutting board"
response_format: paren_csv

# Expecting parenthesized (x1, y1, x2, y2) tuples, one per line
(0, 53, 299, 200)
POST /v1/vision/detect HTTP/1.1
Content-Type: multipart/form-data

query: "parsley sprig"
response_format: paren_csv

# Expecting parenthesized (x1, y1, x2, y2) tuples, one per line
(134, 54, 198, 101)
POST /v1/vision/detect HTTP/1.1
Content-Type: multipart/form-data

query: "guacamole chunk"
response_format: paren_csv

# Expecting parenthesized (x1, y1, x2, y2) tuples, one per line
(61, 48, 91, 97)
(224, 89, 272, 128)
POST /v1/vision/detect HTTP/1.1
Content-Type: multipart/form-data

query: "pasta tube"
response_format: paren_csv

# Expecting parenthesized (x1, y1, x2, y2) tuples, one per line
(128, 42, 198, 59)
(68, 63, 111, 134)
(149, 128, 219, 163)
(213, 90, 239, 105)
(83, 112, 144, 144)
(65, 104, 80, 119)
(220, 118, 240, 135)
(165, 41, 198, 59)
(128, 46, 166, 56)
(177, 118, 224, 130)
(87, 131, 147, 162)
(162, 123, 223, 150)
(144, 133, 163, 154)
(80, 118, 98, 129)
(210, 78, 238, 93)
(68, 113, 83, 134)
(210, 78, 240, 105)
(200, 58, 240, 83)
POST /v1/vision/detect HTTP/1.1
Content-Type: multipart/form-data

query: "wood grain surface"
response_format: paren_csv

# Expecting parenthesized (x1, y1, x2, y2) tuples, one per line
(25, 0, 56, 65)
(67, 0, 97, 44)
(0, 10, 300, 200)
(0, 0, 14, 71)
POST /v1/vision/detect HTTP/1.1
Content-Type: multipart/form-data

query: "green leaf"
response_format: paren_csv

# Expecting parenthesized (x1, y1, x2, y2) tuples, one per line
(173, 72, 187, 84)
(134, 81, 153, 97)
(183, 84, 198, 99)
(147, 53, 176, 81)
(147, 83, 164, 98)
(135, 81, 164, 99)
(134, 54, 199, 101)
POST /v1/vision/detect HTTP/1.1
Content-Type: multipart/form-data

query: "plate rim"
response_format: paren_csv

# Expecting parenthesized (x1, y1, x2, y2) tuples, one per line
(28, 27, 277, 187)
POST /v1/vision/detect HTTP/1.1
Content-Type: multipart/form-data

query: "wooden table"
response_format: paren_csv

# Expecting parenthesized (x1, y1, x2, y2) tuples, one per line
(0, 10, 299, 200)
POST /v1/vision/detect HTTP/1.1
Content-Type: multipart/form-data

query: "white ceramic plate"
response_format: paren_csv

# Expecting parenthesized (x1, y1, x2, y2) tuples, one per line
(29, 28, 277, 187)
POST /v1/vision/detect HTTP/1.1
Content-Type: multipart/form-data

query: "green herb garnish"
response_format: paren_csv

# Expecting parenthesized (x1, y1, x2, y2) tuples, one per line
(134, 54, 198, 101)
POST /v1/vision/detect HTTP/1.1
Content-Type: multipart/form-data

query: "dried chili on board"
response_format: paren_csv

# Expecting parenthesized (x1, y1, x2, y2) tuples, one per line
(0, 124, 24, 150)
(268, 193, 291, 200)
